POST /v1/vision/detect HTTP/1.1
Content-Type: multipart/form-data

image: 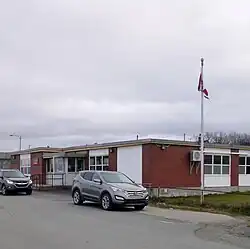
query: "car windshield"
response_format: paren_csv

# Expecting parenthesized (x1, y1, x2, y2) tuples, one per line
(100, 172, 134, 184)
(2, 170, 25, 178)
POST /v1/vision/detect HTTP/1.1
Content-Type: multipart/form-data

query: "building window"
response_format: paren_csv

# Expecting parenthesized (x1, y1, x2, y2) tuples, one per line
(54, 157, 64, 173)
(90, 157, 95, 166)
(46, 159, 53, 173)
(204, 154, 230, 175)
(67, 157, 85, 173)
(68, 157, 76, 173)
(89, 155, 109, 171)
(20, 158, 31, 175)
(11, 155, 17, 163)
(76, 158, 84, 172)
(239, 156, 250, 174)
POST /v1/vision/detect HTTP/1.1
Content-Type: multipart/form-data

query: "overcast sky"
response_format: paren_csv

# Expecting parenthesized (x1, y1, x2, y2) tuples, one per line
(0, 0, 250, 151)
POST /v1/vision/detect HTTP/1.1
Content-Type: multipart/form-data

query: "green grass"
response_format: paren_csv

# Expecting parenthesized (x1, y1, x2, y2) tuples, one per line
(150, 192, 250, 216)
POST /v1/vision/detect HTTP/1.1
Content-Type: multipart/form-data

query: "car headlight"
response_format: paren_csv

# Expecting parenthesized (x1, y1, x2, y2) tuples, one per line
(137, 184, 147, 192)
(111, 186, 122, 192)
(29, 179, 32, 184)
(6, 179, 14, 184)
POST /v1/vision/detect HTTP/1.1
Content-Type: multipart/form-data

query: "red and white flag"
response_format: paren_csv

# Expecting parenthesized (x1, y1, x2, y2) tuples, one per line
(198, 72, 209, 99)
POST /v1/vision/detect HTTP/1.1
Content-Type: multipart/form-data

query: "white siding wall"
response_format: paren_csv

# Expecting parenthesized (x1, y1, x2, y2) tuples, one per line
(205, 175, 230, 187)
(204, 148, 231, 187)
(64, 158, 78, 186)
(239, 175, 250, 186)
(117, 145, 142, 184)
(204, 148, 230, 154)
(239, 150, 250, 186)
(20, 154, 31, 162)
(89, 149, 109, 156)
(239, 150, 250, 155)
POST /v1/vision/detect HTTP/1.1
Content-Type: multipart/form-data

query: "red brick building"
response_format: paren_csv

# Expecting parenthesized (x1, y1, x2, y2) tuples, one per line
(9, 139, 250, 190)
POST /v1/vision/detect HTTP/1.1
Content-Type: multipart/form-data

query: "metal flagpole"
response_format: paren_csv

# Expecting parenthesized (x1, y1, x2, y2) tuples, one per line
(200, 58, 205, 205)
(19, 135, 22, 151)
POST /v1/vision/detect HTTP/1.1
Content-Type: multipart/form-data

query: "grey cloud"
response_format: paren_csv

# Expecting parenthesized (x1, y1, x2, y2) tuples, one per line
(0, 0, 250, 151)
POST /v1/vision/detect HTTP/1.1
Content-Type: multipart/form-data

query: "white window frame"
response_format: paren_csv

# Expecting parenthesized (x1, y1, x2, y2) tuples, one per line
(20, 158, 31, 175)
(239, 156, 250, 175)
(89, 155, 109, 171)
(204, 154, 230, 175)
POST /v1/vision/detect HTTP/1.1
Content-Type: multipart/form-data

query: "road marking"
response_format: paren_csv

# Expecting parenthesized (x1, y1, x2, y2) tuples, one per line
(160, 220, 175, 224)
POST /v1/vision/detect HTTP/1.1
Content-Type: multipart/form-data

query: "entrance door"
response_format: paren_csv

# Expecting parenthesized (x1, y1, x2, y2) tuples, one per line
(76, 157, 86, 171)
(45, 158, 53, 185)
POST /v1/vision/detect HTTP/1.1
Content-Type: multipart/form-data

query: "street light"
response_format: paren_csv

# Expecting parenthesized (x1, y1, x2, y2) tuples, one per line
(9, 134, 22, 151)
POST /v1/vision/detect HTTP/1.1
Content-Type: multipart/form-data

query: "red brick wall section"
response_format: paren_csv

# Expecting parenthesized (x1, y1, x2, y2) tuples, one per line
(142, 144, 200, 188)
(31, 152, 44, 175)
(109, 148, 117, 171)
(142, 145, 152, 187)
(31, 152, 46, 184)
(10, 154, 20, 170)
(231, 148, 239, 186)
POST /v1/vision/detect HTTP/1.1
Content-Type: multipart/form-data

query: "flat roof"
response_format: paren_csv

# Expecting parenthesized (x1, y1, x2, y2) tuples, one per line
(63, 138, 250, 152)
(63, 138, 196, 152)
(7, 138, 250, 155)
(10, 147, 63, 156)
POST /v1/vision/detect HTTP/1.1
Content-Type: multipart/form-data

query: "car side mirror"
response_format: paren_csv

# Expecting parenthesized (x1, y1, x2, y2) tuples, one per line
(0, 176, 3, 179)
(93, 178, 102, 184)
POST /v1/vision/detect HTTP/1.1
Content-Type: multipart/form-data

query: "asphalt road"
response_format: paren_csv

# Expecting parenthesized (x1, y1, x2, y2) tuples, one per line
(0, 192, 243, 249)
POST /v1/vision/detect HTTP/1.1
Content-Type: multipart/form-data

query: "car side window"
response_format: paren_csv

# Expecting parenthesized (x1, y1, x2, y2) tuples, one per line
(83, 172, 94, 181)
(93, 173, 101, 181)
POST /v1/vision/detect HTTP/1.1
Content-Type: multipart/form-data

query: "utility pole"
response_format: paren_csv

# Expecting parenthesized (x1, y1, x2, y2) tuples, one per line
(10, 134, 22, 151)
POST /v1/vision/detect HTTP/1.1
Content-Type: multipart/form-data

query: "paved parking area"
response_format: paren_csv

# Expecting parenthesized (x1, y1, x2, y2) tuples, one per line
(0, 192, 243, 249)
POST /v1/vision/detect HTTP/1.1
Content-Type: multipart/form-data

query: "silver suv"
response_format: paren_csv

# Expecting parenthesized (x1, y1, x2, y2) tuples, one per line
(71, 170, 149, 210)
(0, 169, 32, 195)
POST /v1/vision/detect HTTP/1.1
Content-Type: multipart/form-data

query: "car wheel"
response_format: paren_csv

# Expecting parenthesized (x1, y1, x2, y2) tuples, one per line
(134, 205, 146, 211)
(101, 193, 113, 210)
(1, 185, 8, 196)
(26, 190, 32, 195)
(73, 189, 83, 205)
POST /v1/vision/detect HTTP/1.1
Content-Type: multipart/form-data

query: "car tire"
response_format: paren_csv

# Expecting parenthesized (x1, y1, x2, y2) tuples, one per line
(1, 185, 8, 196)
(73, 189, 83, 205)
(134, 205, 146, 211)
(26, 190, 32, 195)
(101, 193, 113, 210)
